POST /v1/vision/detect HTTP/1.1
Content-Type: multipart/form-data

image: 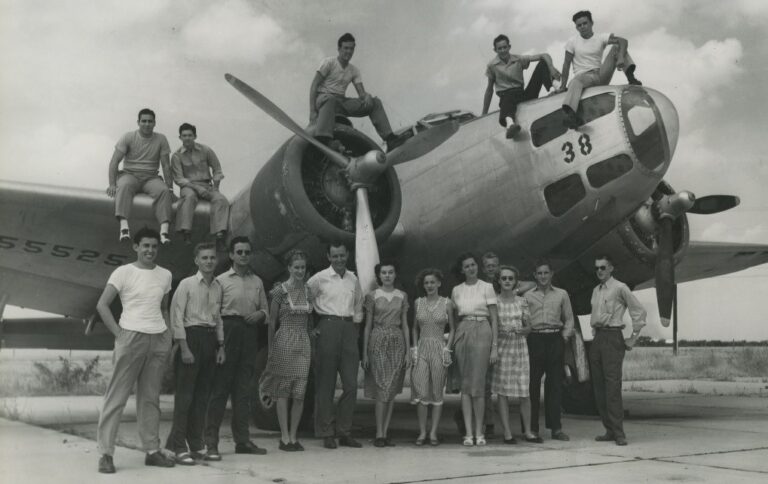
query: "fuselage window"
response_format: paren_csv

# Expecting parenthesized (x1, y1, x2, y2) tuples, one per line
(620, 88, 669, 171)
(531, 93, 616, 147)
(544, 174, 586, 217)
(586, 154, 633, 188)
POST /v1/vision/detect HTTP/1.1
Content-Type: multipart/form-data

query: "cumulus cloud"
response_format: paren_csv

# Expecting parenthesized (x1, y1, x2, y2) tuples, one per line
(181, 0, 302, 63)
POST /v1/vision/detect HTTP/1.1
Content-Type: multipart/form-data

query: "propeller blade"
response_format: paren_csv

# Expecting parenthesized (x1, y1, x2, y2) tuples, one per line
(386, 121, 459, 166)
(354, 188, 380, 295)
(655, 217, 675, 327)
(225, 73, 349, 169)
(689, 195, 740, 214)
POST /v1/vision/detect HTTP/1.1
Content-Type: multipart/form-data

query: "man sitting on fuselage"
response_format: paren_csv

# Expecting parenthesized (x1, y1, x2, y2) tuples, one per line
(309, 33, 406, 153)
(482, 35, 560, 139)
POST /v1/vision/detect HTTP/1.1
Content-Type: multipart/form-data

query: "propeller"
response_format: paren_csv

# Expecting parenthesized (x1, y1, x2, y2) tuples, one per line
(225, 73, 457, 293)
(650, 191, 739, 326)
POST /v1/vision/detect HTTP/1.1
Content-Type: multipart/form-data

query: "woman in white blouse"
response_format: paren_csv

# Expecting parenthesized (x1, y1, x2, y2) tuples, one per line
(451, 252, 499, 446)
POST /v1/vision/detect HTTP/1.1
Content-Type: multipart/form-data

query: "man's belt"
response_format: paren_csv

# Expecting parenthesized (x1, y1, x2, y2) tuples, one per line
(318, 315, 354, 321)
(531, 328, 561, 334)
(595, 326, 624, 332)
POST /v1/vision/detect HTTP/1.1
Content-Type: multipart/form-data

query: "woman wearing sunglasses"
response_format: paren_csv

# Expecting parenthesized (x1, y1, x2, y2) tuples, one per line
(492, 265, 542, 444)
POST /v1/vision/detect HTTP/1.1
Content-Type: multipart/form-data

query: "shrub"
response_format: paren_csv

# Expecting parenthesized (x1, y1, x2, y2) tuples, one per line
(33, 356, 102, 393)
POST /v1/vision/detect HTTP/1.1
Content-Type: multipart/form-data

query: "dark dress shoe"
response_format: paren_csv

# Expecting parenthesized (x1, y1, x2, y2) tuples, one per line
(145, 451, 175, 467)
(204, 447, 222, 461)
(561, 105, 584, 129)
(524, 435, 544, 443)
(373, 437, 387, 448)
(595, 433, 615, 442)
(293, 441, 305, 451)
(235, 441, 267, 455)
(323, 437, 337, 449)
(615, 436, 628, 446)
(98, 454, 116, 474)
(279, 440, 294, 452)
(338, 436, 362, 448)
(551, 430, 570, 441)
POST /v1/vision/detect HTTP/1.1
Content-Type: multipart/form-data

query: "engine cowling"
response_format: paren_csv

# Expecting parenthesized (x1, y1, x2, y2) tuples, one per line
(227, 124, 402, 278)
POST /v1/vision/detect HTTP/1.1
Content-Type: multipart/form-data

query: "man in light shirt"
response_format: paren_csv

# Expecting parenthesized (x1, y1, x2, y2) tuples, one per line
(307, 241, 364, 449)
(589, 255, 646, 446)
(309, 32, 406, 153)
(204, 236, 269, 459)
(95, 227, 174, 473)
(558, 10, 642, 129)
(523, 259, 575, 441)
(165, 243, 226, 464)
(106, 108, 174, 243)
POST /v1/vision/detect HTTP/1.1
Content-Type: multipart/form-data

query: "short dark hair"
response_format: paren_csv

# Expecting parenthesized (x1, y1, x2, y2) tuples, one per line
(137, 108, 156, 120)
(572, 10, 592, 23)
(179, 123, 196, 136)
(284, 248, 308, 266)
(493, 265, 520, 293)
(595, 254, 614, 266)
(229, 236, 252, 253)
(453, 252, 482, 281)
(337, 32, 355, 48)
(133, 227, 160, 245)
(493, 34, 510, 48)
(374, 259, 398, 286)
(414, 268, 444, 297)
(482, 251, 499, 262)
(533, 257, 553, 272)
(326, 240, 350, 255)
(194, 242, 216, 257)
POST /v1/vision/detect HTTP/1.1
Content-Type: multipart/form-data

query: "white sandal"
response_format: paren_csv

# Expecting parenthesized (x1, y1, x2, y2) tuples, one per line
(475, 435, 486, 446)
(462, 435, 474, 446)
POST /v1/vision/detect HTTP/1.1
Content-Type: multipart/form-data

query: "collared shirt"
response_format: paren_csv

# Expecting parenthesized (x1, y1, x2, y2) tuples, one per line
(590, 276, 646, 332)
(171, 142, 224, 188)
(216, 268, 269, 319)
(115, 130, 171, 175)
(316, 57, 362, 96)
(306, 266, 364, 322)
(170, 272, 224, 341)
(524, 285, 575, 337)
(486, 54, 533, 92)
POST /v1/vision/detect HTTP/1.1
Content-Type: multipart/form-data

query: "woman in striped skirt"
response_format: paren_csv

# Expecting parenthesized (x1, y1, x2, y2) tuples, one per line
(410, 269, 455, 446)
(362, 260, 411, 447)
(491, 265, 541, 444)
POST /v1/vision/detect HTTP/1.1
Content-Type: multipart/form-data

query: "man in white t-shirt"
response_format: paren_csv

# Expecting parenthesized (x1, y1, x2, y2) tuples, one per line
(95, 227, 175, 473)
(558, 10, 642, 129)
(309, 33, 407, 153)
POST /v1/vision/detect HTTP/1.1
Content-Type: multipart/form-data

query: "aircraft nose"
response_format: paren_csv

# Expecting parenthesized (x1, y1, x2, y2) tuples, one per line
(646, 88, 679, 159)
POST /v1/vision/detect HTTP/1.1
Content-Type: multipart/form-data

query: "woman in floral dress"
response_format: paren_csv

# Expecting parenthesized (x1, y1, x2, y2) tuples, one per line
(260, 249, 313, 452)
(411, 268, 455, 446)
(491, 265, 541, 444)
(362, 260, 411, 447)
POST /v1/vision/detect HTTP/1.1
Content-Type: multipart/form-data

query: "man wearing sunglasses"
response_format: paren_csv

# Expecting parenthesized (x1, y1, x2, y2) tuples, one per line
(204, 236, 269, 459)
(590, 255, 646, 446)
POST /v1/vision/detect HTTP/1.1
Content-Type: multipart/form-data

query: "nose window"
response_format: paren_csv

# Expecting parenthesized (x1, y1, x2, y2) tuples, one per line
(621, 88, 669, 171)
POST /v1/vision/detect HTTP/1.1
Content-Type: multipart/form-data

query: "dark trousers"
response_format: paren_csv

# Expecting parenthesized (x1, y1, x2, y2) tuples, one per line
(204, 316, 257, 447)
(166, 327, 218, 453)
(527, 332, 564, 433)
(497, 61, 554, 126)
(589, 330, 626, 438)
(314, 317, 360, 438)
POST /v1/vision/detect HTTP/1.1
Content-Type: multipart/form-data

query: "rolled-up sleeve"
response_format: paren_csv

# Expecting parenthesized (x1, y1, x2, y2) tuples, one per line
(621, 285, 647, 332)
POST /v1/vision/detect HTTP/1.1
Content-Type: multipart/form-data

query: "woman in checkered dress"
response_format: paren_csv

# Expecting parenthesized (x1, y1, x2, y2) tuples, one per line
(410, 268, 455, 446)
(362, 260, 411, 447)
(261, 249, 313, 451)
(491, 265, 540, 443)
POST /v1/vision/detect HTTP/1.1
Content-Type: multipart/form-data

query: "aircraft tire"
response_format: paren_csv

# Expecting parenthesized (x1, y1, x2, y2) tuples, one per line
(250, 347, 316, 431)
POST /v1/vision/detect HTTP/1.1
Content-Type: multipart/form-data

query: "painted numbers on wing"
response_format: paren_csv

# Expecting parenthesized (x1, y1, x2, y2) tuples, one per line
(0, 235, 129, 266)
(562, 134, 592, 163)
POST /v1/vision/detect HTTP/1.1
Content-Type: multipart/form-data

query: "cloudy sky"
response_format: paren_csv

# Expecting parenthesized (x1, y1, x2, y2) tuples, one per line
(1, 0, 766, 340)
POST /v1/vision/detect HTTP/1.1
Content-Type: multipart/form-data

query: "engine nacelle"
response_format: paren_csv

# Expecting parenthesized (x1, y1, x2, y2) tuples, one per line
(227, 124, 402, 278)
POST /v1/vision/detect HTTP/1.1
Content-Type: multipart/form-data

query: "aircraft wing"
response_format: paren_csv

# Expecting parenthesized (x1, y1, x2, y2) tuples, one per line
(0, 180, 204, 318)
(635, 241, 768, 289)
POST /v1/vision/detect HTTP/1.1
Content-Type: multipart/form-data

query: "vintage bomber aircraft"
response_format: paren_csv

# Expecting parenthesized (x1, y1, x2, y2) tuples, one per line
(1, 75, 768, 423)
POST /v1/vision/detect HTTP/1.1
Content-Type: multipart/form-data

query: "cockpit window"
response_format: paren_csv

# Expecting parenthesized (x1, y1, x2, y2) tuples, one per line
(531, 93, 616, 147)
(621, 88, 669, 170)
(544, 174, 586, 217)
(586, 154, 633, 188)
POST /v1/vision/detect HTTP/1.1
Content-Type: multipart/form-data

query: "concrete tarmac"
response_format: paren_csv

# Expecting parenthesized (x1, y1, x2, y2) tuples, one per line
(1, 389, 767, 483)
